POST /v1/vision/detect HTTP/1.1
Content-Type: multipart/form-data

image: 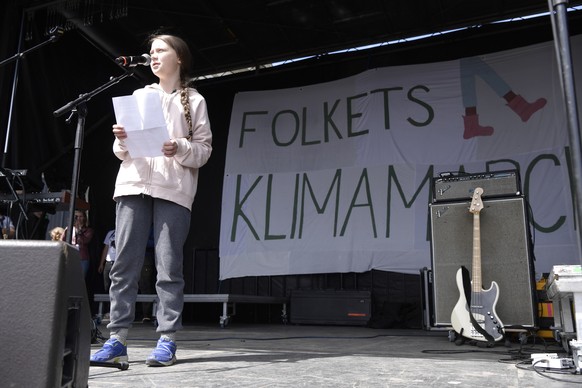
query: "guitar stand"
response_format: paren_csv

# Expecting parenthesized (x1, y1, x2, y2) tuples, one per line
(90, 360, 130, 370)
(453, 336, 494, 348)
(450, 329, 501, 348)
(455, 337, 496, 348)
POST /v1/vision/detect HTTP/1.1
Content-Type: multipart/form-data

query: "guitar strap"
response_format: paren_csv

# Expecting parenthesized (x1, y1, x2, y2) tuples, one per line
(460, 266, 496, 345)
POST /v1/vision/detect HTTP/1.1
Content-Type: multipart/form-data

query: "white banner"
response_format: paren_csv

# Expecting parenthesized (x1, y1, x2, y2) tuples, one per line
(219, 36, 582, 280)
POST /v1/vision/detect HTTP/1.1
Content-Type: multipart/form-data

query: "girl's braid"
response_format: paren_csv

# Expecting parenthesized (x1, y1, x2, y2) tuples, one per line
(180, 86, 192, 141)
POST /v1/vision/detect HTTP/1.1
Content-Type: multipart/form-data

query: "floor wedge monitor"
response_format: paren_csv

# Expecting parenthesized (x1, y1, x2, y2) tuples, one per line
(0, 241, 91, 388)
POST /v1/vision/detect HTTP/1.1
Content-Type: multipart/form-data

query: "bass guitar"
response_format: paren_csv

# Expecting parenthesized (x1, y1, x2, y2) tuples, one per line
(450, 187, 504, 343)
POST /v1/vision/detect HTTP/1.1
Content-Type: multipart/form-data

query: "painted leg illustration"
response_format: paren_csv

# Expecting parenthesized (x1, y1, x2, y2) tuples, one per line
(460, 57, 547, 139)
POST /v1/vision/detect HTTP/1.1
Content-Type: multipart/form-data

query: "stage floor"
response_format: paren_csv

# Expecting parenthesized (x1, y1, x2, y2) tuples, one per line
(88, 321, 579, 387)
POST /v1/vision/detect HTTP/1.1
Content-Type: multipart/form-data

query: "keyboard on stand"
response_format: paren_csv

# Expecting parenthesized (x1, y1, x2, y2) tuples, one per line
(0, 191, 90, 212)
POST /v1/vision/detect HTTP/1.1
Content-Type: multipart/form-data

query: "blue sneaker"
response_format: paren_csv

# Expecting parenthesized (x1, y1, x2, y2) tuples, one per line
(90, 338, 128, 363)
(146, 338, 177, 366)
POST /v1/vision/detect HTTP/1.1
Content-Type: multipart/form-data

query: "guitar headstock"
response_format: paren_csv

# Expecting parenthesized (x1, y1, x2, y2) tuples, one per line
(469, 187, 484, 214)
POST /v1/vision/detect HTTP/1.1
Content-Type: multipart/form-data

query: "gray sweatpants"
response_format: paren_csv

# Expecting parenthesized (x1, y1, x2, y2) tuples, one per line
(107, 195, 190, 333)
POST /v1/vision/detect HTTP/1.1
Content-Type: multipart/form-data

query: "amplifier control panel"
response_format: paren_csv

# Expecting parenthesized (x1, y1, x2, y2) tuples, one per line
(432, 170, 520, 203)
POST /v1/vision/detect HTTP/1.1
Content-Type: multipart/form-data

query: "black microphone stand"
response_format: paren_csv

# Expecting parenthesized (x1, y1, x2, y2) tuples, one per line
(53, 71, 134, 244)
(1, 26, 64, 169)
(0, 27, 63, 238)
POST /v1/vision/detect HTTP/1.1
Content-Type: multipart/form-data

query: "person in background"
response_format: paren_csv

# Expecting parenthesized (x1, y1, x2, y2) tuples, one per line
(50, 226, 65, 241)
(0, 210, 16, 239)
(90, 33, 212, 367)
(62, 209, 95, 277)
(98, 229, 116, 319)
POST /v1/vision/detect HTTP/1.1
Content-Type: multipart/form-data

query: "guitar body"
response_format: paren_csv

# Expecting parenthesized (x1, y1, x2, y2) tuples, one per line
(451, 267, 504, 342)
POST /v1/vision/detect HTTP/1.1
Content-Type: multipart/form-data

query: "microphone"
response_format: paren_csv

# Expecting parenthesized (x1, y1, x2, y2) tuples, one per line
(115, 54, 151, 67)
(49, 26, 64, 42)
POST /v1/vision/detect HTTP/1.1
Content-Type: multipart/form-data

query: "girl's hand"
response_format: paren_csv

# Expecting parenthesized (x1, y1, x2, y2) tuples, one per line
(113, 124, 127, 140)
(162, 140, 177, 157)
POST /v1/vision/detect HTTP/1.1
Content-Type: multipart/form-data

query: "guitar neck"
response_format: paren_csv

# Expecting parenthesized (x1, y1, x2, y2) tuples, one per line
(472, 211, 482, 292)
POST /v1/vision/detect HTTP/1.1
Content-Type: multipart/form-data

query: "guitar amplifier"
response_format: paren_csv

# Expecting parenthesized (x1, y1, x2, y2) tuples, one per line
(432, 170, 521, 203)
(429, 196, 536, 328)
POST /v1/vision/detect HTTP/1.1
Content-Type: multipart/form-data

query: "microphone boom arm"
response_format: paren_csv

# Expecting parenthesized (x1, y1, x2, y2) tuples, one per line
(53, 71, 134, 117)
(0, 27, 63, 68)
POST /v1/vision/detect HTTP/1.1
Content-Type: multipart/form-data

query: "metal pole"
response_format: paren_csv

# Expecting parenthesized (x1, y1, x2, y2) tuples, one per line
(2, 13, 25, 169)
(548, 0, 582, 263)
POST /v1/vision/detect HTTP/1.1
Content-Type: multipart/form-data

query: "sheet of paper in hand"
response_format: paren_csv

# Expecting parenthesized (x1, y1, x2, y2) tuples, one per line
(112, 89, 170, 158)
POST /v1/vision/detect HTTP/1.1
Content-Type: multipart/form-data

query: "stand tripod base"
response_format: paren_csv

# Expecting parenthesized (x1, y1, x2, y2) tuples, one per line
(89, 360, 129, 370)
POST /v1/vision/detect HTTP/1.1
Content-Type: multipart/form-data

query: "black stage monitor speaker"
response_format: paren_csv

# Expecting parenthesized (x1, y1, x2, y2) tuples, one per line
(290, 290, 371, 326)
(0, 241, 91, 388)
(429, 196, 536, 328)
